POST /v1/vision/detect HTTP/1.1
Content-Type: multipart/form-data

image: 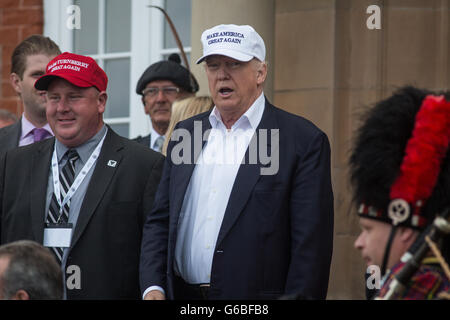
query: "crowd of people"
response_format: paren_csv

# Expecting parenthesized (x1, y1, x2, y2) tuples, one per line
(0, 23, 448, 300)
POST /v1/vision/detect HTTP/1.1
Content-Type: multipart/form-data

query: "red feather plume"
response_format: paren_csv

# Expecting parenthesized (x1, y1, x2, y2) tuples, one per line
(390, 95, 450, 206)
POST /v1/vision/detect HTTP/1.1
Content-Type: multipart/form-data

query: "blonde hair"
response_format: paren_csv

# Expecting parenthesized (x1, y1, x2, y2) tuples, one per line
(162, 96, 214, 156)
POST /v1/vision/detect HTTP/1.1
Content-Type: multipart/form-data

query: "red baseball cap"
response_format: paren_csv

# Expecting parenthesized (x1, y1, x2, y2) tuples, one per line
(35, 52, 108, 92)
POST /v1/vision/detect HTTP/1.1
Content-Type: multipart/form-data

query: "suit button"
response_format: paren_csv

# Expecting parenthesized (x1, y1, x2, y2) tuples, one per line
(216, 249, 223, 253)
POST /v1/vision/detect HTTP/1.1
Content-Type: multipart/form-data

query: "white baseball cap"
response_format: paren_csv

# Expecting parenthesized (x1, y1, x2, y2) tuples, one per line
(196, 24, 266, 64)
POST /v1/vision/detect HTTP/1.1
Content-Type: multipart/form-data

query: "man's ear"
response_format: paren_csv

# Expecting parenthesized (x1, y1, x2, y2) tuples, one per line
(97, 91, 107, 114)
(256, 61, 267, 86)
(397, 227, 417, 243)
(9, 73, 22, 95)
(12, 289, 30, 300)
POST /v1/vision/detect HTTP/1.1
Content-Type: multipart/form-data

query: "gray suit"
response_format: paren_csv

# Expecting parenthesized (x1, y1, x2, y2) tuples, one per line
(0, 121, 21, 155)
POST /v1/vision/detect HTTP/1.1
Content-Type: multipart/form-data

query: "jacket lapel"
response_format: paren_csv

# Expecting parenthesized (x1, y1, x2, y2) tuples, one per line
(171, 115, 211, 220)
(144, 133, 151, 149)
(12, 120, 21, 146)
(30, 138, 54, 243)
(70, 129, 123, 248)
(216, 101, 278, 247)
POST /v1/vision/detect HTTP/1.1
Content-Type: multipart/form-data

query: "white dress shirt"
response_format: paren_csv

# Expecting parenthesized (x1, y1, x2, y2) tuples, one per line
(19, 113, 53, 146)
(143, 93, 265, 298)
(174, 92, 265, 284)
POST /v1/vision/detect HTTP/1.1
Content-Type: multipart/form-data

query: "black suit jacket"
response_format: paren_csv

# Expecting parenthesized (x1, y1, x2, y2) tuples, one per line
(0, 128, 164, 299)
(0, 121, 21, 155)
(133, 134, 150, 148)
(140, 100, 334, 299)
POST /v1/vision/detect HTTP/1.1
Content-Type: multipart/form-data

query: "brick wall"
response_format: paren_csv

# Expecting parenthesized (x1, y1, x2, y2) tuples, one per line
(0, 0, 44, 116)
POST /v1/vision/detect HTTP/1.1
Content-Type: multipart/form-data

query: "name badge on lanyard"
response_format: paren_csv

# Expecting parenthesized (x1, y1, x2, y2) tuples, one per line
(44, 223, 73, 247)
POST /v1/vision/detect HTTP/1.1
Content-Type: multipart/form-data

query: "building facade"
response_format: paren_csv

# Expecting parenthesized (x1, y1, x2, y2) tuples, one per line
(1, 0, 449, 299)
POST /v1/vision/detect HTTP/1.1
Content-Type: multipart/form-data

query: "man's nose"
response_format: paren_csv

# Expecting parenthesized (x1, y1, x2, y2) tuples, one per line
(217, 66, 230, 80)
(354, 233, 364, 249)
(56, 97, 70, 112)
(156, 89, 167, 102)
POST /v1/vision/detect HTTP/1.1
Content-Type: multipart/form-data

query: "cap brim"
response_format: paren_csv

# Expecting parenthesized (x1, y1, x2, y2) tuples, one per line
(34, 74, 95, 91)
(196, 49, 253, 64)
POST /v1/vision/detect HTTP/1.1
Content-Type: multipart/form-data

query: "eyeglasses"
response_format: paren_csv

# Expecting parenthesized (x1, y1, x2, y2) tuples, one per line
(142, 86, 180, 98)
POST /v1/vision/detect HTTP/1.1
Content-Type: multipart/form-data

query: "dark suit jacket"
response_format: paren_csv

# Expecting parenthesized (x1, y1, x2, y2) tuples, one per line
(0, 128, 164, 299)
(0, 121, 21, 155)
(140, 99, 334, 300)
(133, 134, 150, 148)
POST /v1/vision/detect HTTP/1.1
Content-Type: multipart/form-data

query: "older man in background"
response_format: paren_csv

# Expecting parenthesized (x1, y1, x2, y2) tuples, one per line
(134, 53, 199, 152)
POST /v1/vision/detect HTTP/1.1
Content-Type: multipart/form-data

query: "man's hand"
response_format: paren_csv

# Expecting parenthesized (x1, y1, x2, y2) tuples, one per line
(144, 290, 165, 300)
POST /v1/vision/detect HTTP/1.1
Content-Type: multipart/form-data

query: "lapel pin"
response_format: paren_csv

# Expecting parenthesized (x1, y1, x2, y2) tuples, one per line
(107, 160, 117, 167)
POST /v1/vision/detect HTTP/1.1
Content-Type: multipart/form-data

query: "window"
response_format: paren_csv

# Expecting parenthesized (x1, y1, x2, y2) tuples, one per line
(162, 0, 191, 65)
(43, 0, 192, 138)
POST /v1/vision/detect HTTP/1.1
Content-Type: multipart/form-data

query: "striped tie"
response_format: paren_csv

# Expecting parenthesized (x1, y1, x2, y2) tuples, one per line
(46, 149, 79, 263)
(154, 136, 164, 152)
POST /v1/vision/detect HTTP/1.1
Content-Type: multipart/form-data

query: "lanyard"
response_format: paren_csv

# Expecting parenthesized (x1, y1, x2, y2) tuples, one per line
(51, 130, 108, 215)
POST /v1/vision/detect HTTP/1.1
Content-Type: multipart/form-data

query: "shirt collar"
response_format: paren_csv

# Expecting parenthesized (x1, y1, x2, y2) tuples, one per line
(20, 113, 54, 139)
(208, 92, 265, 131)
(55, 125, 107, 164)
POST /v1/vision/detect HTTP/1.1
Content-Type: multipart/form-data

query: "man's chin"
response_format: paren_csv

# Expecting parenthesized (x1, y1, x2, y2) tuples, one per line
(152, 110, 170, 117)
(55, 133, 81, 148)
(214, 97, 239, 110)
(152, 116, 170, 126)
(33, 104, 48, 118)
(365, 260, 377, 268)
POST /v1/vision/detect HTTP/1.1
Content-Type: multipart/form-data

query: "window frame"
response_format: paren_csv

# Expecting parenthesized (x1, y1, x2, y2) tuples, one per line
(43, 0, 191, 139)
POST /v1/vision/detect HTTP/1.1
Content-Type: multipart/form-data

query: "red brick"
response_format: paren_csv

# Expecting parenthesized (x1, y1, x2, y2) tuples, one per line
(1, 66, 11, 82)
(0, 98, 20, 115)
(1, 0, 21, 9)
(3, 8, 43, 26)
(20, 24, 42, 39)
(1, 68, 12, 81)
(17, 103, 23, 114)
(1, 45, 14, 76)
(2, 44, 16, 58)
(1, 49, 11, 76)
(0, 27, 20, 45)
(22, 0, 43, 7)
(1, 58, 13, 80)
(1, 81, 17, 98)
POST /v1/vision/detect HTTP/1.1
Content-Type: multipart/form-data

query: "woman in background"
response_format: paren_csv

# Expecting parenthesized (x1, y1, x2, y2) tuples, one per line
(162, 96, 214, 156)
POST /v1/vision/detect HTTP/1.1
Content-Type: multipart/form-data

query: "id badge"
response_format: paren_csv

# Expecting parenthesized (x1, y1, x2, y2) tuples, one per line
(43, 223, 73, 248)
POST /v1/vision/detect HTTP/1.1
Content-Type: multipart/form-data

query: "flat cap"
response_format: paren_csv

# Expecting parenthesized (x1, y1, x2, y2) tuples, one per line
(136, 53, 199, 95)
